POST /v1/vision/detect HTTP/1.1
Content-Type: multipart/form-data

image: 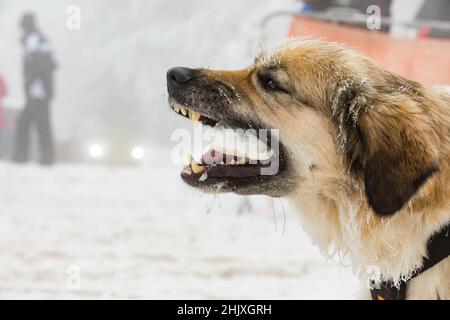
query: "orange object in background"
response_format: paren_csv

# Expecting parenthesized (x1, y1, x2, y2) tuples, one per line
(288, 17, 450, 86)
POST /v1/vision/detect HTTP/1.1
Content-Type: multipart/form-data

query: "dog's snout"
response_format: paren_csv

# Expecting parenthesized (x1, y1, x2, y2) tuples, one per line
(167, 67, 197, 85)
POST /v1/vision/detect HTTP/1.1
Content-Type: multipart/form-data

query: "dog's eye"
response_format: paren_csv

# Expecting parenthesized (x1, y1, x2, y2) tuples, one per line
(257, 73, 287, 93)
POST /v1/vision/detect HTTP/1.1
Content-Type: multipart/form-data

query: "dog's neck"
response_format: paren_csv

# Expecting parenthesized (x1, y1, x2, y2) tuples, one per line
(287, 174, 450, 285)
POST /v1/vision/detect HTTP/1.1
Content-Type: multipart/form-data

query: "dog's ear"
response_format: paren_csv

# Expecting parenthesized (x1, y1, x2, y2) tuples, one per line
(357, 99, 439, 216)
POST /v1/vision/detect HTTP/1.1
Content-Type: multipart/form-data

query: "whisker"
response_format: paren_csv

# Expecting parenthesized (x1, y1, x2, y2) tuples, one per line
(271, 197, 277, 231)
(278, 198, 287, 236)
(205, 185, 222, 214)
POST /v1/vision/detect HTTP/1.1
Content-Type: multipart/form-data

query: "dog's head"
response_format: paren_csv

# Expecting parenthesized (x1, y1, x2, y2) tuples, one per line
(167, 39, 440, 216)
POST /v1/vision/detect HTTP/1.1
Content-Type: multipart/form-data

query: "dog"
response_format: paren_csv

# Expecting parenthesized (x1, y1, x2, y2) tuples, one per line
(167, 39, 450, 300)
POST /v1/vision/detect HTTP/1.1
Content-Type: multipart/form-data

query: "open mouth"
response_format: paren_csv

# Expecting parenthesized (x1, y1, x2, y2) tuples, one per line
(169, 100, 288, 194)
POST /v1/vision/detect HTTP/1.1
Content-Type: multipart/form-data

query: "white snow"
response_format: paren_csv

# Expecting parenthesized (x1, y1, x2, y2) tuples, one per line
(0, 159, 358, 299)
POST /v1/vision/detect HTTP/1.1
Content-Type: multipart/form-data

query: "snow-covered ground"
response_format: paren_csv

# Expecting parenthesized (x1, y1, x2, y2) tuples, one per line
(0, 160, 358, 299)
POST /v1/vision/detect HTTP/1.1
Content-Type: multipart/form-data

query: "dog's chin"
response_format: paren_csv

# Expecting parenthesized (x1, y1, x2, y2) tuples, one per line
(168, 98, 294, 198)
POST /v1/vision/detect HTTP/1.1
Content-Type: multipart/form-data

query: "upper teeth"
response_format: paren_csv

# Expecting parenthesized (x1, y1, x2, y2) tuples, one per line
(190, 111, 201, 122)
(173, 105, 201, 122)
(188, 154, 206, 174)
(204, 122, 274, 161)
(173, 104, 275, 166)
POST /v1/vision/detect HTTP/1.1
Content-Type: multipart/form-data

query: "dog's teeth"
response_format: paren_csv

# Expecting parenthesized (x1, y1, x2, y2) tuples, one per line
(191, 158, 205, 174)
(199, 172, 208, 182)
(182, 165, 193, 176)
(191, 162, 205, 174)
(174, 106, 180, 113)
(190, 111, 201, 122)
(181, 108, 187, 116)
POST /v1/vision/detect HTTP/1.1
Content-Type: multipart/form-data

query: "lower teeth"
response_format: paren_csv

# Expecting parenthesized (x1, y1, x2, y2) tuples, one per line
(199, 172, 208, 181)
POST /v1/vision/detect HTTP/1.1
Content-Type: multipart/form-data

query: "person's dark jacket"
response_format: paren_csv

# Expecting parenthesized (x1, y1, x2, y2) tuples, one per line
(22, 32, 57, 101)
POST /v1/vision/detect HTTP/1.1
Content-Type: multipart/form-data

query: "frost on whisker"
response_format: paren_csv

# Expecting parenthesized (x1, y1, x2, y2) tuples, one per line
(256, 45, 282, 68)
(218, 88, 232, 105)
(229, 85, 241, 102)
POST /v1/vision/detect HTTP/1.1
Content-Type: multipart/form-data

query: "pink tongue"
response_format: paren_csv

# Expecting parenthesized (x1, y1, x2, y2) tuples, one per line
(201, 150, 218, 165)
(197, 150, 265, 178)
(201, 150, 234, 165)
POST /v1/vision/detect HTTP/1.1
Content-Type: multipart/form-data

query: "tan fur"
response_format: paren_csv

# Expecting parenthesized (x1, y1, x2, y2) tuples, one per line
(191, 39, 450, 299)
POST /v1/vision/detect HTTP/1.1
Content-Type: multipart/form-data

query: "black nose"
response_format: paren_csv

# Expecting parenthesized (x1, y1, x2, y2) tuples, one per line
(167, 67, 196, 84)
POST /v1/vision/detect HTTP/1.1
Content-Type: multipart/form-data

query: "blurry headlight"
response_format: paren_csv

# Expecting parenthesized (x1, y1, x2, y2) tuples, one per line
(89, 144, 104, 159)
(131, 147, 144, 160)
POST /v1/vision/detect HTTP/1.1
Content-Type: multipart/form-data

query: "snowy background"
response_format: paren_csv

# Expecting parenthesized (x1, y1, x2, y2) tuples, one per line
(0, 0, 359, 299)
(0, 161, 357, 299)
(0, 0, 297, 143)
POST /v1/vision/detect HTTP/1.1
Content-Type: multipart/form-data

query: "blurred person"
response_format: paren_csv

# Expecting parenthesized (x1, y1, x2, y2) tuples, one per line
(416, 0, 450, 39)
(390, 0, 450, 39)
(0, 73, 8, 158)
(300, 1, 448, 39)
(300, 0, 392, 31)
(13, 12, 57, 165)
(389, 0, 424, 38)
(301, 0, 391, 15)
